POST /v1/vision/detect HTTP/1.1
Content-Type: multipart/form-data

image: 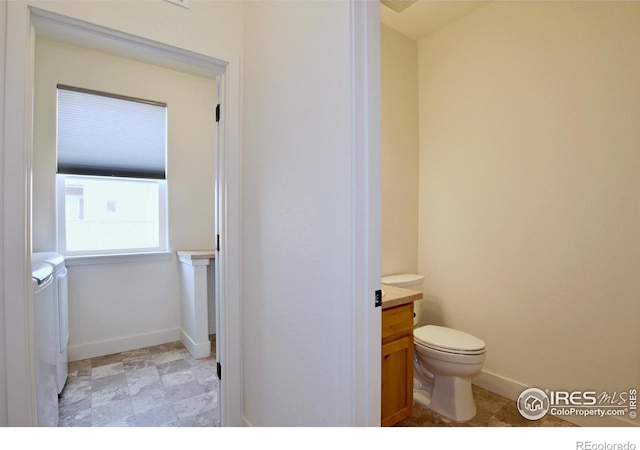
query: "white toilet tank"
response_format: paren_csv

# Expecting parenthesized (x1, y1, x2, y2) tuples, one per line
(381, 273, 424, 326)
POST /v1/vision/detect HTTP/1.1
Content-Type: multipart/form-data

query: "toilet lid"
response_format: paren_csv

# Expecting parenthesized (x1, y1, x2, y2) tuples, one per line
(414, 325, 485, 353)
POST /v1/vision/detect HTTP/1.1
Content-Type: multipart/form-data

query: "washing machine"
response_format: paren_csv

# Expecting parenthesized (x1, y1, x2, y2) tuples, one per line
(32, 252, 69, 394)
(32, 262, 59, 426)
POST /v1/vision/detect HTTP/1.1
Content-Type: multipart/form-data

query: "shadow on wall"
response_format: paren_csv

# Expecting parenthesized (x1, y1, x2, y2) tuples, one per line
(421, 296, 446, 327)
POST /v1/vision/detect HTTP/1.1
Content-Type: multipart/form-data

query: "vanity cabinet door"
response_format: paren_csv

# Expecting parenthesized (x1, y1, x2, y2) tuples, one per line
(381, 333, 413, 426)
(381, 301, 415, 426)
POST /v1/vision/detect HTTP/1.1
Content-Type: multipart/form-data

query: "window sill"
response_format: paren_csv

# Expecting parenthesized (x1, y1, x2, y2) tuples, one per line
(64, 251, 173, 267)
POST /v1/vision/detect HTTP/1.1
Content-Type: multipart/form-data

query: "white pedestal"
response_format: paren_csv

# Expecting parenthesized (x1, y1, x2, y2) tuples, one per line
(177, 250, 215, 359)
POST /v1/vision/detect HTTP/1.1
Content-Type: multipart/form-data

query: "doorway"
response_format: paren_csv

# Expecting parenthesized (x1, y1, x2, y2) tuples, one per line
(4, 6, 242, 426)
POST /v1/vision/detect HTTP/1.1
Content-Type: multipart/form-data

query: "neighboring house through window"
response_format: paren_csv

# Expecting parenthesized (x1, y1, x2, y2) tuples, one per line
(56, 85, 168, 256)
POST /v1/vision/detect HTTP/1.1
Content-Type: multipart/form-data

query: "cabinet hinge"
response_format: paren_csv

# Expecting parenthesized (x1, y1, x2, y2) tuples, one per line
(216, 361, 222, 380)
(216, 104, 220, 123)
(375, 289, 382, 308)
(216, 234, 220, 252)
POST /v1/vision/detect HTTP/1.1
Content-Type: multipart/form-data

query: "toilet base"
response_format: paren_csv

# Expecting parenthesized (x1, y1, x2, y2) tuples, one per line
(413, 374, 478, 423)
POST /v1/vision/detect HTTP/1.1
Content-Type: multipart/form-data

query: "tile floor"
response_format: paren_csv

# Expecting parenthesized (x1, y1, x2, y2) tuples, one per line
(58, 338, 573, 428)
(396, 384, 576, 427)
(58, 338, 219, 427)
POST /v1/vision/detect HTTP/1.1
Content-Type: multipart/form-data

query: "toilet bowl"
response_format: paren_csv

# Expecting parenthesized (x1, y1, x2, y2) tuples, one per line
(413, 325, 485, 423)
(381, 273, 487, 423)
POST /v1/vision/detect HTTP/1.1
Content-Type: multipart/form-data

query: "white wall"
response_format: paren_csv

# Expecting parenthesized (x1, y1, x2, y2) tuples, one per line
(33, 38, 217, 360)
(242, 1, 371, 426)
(2, 0, 243, 426)
(380, 24, 419, 278)
(417, 1, 640, 426)
(4, 0, 379, 428)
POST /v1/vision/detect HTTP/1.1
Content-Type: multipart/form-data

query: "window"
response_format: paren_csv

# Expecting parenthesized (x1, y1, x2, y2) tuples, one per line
(56, 85, 168, 256)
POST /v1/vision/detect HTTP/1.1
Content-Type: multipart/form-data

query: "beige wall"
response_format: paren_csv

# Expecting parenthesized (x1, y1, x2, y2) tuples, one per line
(417, 1, 639, 425)
(380, 24, 419, 277)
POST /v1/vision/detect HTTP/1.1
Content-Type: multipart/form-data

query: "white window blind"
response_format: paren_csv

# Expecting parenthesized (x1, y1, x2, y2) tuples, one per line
(56, 85, 167, 179)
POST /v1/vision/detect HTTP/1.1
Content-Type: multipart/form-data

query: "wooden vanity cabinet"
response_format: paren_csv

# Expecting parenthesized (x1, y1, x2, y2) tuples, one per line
(381, 302, 414, 426)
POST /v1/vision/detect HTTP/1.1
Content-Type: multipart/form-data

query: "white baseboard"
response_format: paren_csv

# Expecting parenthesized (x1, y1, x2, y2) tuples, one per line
(180, 329, 211, 359)
(68, 328, 181, 361)
(473, 369, 638, 427)
(473, 369, 529, 402)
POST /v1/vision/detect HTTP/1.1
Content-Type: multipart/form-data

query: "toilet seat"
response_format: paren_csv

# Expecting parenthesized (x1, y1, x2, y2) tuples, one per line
(381, 273, 424, 287)
(414, 325, 485, 356)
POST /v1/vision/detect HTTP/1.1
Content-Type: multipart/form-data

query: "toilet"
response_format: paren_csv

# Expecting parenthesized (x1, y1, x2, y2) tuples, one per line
(381, 273, 486, 423)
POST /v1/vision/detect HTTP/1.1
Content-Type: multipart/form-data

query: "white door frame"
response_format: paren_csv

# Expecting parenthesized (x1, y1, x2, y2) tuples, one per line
(2, 4, 243, 426)
(349, 0, 382, 426)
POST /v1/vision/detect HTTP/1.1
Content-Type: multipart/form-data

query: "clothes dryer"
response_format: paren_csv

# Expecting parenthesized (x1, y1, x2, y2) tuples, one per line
(32, 262, 59, 426)
(33, 252, 69, 393)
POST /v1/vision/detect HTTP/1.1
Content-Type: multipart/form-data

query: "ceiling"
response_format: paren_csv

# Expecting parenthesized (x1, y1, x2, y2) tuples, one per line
(380, 1, 491, 41)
